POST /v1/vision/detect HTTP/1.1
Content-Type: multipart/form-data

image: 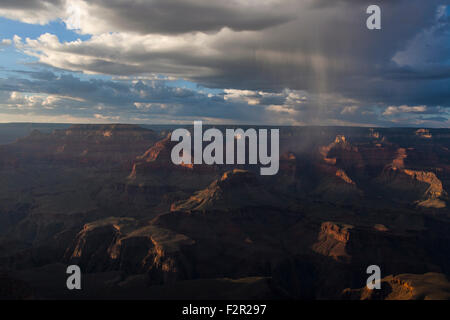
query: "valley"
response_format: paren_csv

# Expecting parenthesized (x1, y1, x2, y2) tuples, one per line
(0, 124, 449, 300)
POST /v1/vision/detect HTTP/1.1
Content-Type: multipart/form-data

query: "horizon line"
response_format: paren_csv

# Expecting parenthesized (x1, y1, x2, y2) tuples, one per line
(0, 122, 449, 130)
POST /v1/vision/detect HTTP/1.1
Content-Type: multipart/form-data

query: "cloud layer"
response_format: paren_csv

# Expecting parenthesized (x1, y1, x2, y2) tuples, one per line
(0, 0, 449, 126)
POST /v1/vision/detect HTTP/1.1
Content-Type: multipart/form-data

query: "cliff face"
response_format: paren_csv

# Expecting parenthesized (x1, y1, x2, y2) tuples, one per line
(310, 220, 433, 273)
(314, 134, 448, 208)
(312, 222, 353, 263)
(127, 134, 218, 191)
(0, 124, 160, 168)
(310, 136, 365, 202)
(403, 170, 445, 199)
(171, 169, 282, 212)
(379, 147, 447, 208)
(65, 217, 195, 284)
(342, 273, 450, 300)
(129, 134, 194, 179)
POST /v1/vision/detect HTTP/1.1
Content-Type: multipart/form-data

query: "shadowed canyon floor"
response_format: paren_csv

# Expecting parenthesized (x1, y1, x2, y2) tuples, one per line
(0, 124, 450, 300)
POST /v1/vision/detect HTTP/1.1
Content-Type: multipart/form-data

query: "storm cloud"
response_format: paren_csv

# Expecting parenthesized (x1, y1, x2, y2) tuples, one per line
(0, 0, 449, 126)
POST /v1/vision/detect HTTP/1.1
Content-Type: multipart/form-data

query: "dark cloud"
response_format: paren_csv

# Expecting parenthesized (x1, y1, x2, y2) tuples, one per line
(0, 0, 293, 34)
(83, 0, 294, 34)
(0, 0, 64, 24)
(424, 116, 449, 122)
(0, 0, 62, 10)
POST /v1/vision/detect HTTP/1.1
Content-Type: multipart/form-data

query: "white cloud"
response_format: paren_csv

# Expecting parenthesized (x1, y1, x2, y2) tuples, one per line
(341, 106, 359, 115)
(134, 102, 169, 111)
(0, 39, 12, 47)
(267, 104, 298, 115)
(94, 113, 120, 121)
(5, 91, 72, 110)
(383, 105, 427, 116)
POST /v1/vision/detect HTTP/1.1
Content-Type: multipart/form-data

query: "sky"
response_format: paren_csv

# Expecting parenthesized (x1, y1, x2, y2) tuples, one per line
(0, 0, 449, 127)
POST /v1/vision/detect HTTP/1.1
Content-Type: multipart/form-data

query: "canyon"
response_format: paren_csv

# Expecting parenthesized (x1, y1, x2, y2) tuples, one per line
(0, 124, 449, 299)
